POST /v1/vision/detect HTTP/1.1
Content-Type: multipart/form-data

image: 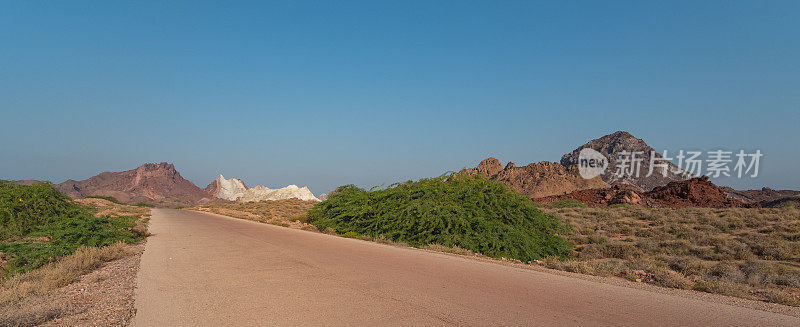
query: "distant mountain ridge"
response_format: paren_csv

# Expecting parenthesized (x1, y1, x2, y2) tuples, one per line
(53, 164, 319, 206)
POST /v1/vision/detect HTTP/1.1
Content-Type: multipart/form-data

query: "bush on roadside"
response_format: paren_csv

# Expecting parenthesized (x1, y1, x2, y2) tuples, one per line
(307, 173, 573, 262)
(0, 180, 144, 277)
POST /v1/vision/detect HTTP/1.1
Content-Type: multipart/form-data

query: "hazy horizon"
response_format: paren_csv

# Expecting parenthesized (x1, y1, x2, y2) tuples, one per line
(2, 1, 798, 194)
(3, 128, 792, 196)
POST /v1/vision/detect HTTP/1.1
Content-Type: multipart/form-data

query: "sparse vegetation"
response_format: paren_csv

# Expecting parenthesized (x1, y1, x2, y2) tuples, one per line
(0, 242, 132, 307)
(540, 205, 800, 306)
(191, 198, 317, 228)
(307, 174, 572, 262)
(546, 199, 588, 208)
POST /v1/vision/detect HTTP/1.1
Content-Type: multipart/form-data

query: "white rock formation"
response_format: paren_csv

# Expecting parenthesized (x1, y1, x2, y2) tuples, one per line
(206, 174, 319, 202)
(238, 185, 319, 202)
(205, 174, 248, 201)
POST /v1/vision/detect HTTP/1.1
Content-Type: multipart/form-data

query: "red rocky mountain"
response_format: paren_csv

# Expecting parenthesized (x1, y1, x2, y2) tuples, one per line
(56, 162, 208, 206)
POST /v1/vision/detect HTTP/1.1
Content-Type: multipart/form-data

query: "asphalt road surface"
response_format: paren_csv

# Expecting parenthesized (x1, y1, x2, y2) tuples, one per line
(132, 209, 800, 326)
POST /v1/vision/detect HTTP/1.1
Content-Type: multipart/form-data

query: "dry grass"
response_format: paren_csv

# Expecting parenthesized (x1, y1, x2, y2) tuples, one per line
(191, 199, 318, 230)
(0, 296, 71, 327)
(539, 204, 800, 306)
(0, 242, 133, 307)
(422, 244, 477, 256)
(74, 197, 151, 218)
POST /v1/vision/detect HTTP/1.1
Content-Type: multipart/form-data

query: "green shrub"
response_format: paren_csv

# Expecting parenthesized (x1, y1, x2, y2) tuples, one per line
(1, 181, 82, 240)
(0, 180, 143, 277)
(307, 174, 572, 262)
(341, 231, 360, 239)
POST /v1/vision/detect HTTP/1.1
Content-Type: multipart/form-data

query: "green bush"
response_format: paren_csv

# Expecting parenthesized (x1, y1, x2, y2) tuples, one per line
(0, 180, 142, 276)
(307, 174, 572, 261)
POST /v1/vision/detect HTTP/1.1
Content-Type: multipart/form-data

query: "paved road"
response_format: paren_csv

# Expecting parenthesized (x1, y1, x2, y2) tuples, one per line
(132, 209, 800, 326)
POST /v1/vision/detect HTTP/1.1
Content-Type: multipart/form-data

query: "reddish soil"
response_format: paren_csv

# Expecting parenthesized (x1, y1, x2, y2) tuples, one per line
(646, 176, 755, 208)
(536, 176, 758, 209)
(535, 184, 645, 206)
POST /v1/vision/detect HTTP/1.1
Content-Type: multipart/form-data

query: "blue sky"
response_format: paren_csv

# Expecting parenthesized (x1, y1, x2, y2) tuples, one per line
(1, 1, 798, 194)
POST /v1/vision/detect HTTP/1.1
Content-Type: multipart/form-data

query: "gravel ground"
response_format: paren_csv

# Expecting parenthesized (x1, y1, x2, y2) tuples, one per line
(0, 243, 145, 327)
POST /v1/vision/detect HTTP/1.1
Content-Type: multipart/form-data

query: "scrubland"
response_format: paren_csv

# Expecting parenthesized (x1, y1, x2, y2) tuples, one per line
(540, 201, 800, 306)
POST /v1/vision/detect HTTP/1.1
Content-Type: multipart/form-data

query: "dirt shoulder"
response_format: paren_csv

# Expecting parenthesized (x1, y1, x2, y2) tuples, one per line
(0, 243, 145, 327)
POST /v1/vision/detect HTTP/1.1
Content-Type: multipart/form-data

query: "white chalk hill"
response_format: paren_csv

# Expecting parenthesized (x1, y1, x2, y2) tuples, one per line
(205, 174, 319, 202)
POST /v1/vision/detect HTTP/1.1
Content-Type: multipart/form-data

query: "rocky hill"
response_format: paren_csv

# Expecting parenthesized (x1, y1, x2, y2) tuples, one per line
(646, 176, 753, 208)
(464, 157, 609, 198)
(534, 184, 644, 206)
(205, 174, 319, 202)
(56, 162, 207, 206)
(561, 131, 688, 191)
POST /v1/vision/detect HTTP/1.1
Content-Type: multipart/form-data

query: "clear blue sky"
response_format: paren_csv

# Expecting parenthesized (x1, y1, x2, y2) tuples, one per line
(1, 1, 798, 194)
